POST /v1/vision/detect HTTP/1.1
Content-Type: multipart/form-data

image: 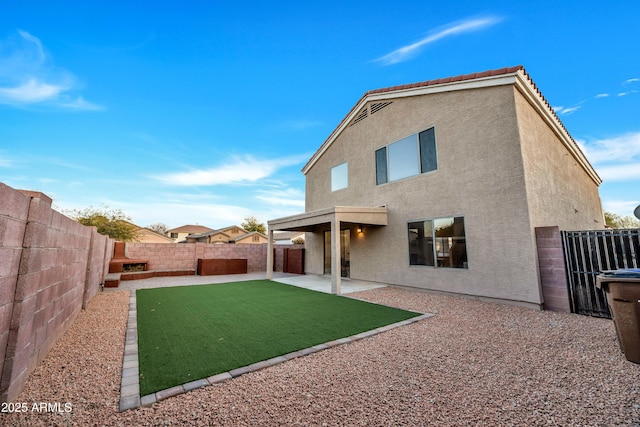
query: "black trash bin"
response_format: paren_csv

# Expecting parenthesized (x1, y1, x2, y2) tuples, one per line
(596, 269, 640, 364)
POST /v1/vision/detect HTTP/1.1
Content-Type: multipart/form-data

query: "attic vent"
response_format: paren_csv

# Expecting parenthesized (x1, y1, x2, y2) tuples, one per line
(370, 101, 393, 114)
(349, 108, 368, 126)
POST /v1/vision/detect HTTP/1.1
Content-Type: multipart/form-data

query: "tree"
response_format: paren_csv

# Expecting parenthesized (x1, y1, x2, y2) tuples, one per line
(147, 222, 168, 235)
(241, 216, 266, 234)
(68, 206, 140, 241)
(604, 211, 640, 229)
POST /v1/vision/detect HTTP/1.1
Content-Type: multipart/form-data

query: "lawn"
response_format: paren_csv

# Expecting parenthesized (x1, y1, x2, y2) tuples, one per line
(136, 280, 421, 395)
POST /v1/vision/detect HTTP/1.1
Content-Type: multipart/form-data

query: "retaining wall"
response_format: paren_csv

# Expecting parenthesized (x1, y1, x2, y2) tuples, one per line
(0, 183, 113, 402)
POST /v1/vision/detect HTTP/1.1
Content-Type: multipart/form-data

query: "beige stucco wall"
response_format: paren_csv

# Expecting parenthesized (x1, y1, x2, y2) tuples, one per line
(514, 89, 603, 231)
(137, 230, 174, 243)
(303, 84, 584, 306)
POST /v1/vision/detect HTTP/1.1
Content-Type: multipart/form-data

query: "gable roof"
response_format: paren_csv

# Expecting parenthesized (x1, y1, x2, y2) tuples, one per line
(189, 225, 248, 239)
(229, 231, 267, 242)
(166, 224, 214, 234)
(301, 66, 601, 186)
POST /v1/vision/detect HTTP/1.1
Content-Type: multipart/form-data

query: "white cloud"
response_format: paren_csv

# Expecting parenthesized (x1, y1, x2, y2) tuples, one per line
(624, 78, 640, 85)
(553, 105, 581, 115)
(0, 30, 101, 110)
(374, 16, 502, 65)
(0, 78, 68, 103)
(594, 93, 609, 98)
(617, 90, 638, 97)
(578, 131, 640, 164)
(602, 200, 640, 217)
(58, 96, 104, 111)
(255, 187, 305, 207)
(595, 163, 640, 181)
(154, 154, 308, 186)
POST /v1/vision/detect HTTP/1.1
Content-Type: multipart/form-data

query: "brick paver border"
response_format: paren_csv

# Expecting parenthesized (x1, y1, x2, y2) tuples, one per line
(118, 292, 434, 411)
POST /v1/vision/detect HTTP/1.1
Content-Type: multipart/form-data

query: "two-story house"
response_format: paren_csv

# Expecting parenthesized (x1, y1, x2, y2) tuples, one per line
(267, 66, 603, 309)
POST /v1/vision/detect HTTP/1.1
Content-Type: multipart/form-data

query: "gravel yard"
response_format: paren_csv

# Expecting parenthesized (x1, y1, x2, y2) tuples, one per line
(7, 286, 640, 426)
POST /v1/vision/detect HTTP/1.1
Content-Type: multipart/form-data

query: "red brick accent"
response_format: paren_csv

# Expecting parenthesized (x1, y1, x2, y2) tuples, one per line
(535, 226, 570, 312)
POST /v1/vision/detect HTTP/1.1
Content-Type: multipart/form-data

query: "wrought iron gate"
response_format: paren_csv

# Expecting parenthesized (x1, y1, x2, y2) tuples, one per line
(562, 229, 640, 318)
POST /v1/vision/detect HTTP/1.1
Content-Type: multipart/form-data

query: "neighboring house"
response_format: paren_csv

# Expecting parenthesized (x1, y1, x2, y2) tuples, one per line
(268, 66, 603, 309)
(186, 225, 268, 244)
(273, 231, 306, 245)
(136, 227, 175, 244)
(122, 221, 175, 243)
(166, 224, 214, 243)
(230, 231, 269, 244)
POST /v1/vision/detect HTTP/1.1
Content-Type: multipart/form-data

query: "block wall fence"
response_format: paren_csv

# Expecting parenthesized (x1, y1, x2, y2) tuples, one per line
(0, 183, 114, 403)
(123, 241, 299, 274)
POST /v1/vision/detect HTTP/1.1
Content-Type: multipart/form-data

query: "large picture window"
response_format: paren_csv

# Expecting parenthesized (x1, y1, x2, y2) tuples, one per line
(408, 216, 467, 268)
(376, 127, 437, 185)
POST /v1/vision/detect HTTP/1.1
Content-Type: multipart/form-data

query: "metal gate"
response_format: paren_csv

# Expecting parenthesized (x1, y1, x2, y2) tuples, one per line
(562, 229, 640, 318)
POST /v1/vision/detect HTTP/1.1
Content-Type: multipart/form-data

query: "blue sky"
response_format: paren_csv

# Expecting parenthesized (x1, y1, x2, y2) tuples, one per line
(1, 1, 638, 229)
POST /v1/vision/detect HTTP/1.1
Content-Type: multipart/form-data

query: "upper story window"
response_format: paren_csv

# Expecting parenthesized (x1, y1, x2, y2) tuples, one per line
(376, 127, 437, 185)
(331, 162, 348, 191)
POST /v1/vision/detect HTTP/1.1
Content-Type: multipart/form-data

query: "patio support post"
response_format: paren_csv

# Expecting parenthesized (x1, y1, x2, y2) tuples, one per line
(266, 228, 274, 279)
(331, 215, 341, 294)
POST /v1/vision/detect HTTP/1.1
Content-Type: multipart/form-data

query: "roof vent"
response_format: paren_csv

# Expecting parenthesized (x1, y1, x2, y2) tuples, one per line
(349, 108, 368, 126)
(370, 101, 392, 114)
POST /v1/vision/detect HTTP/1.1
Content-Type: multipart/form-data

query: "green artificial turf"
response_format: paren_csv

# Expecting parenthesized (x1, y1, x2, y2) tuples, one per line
(136, 280, 421, 395)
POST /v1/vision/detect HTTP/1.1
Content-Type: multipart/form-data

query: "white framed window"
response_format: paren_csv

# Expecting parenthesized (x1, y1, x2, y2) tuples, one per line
(331, 162, 348, 191)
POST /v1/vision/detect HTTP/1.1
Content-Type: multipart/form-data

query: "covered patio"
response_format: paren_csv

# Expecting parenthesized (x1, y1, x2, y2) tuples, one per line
(267, 206, 388, 294)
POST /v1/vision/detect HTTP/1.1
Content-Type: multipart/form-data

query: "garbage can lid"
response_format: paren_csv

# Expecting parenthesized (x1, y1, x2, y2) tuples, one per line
(604, 268, 640, 278)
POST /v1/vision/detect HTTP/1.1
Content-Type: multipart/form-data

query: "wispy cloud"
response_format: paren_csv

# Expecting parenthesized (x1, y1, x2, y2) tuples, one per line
(594, 93, 609, 99)
(624, 78, 640, 85)
(602, 199, 640, 216)
(0, 154, 13, 168)
(617, 90, 638, 97)
(0, 30, 102, 110)
(579, 132, 640, 164)
(255, 187, 305, 207)
(553, 105, 582, 115)
(269, 119, 323, 132)
(578, 131, 640, 181)
(596, 163, 640, 181)
(154, 154, 308, 186)
(374, 16, 502, 65)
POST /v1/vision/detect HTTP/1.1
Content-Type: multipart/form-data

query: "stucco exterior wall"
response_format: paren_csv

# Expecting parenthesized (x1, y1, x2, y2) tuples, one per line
(514, 89, 604, 231)
(304, 85, 545, 305)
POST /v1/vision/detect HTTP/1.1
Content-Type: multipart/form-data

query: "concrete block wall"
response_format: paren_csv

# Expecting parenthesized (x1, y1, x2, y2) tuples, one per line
(0, 183, 113, 402)
(124, 242, 298, 274)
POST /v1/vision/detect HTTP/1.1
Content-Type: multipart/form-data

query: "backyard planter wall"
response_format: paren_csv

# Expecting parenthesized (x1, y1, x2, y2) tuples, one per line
(0, 183, 114, 403)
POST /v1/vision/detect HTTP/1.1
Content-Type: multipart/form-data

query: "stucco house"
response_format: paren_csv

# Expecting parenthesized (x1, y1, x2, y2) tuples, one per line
(273, 231, 306, 245)
(186, 225, 268, 244)
(267, 66, 603, 309)
(135, 227, 175, 243)
(166, 224, 214, 242)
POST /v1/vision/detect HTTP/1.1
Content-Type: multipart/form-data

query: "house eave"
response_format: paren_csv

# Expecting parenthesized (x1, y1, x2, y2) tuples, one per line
(268, 206, 388, 232)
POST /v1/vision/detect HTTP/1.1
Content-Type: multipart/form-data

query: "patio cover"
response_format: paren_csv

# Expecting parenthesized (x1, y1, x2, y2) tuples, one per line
(267, 206, 388, 294)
